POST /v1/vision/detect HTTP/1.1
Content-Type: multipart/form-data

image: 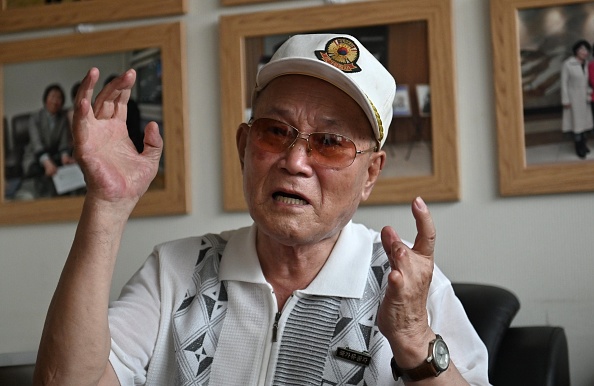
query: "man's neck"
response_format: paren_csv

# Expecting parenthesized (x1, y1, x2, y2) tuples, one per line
(256, 231, 339, 310)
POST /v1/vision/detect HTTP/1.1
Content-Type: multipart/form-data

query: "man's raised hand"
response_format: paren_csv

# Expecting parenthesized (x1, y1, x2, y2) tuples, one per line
(377, 197, 436, 359)
(72, 68, 163, 208)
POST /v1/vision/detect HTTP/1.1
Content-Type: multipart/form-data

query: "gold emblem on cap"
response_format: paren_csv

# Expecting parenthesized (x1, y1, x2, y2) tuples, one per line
(315, 37, 361, 73)
(367, 96, 384, 143)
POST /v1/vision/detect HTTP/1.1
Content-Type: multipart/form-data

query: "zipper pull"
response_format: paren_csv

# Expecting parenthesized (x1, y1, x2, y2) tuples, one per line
(272, 312, 281, 342)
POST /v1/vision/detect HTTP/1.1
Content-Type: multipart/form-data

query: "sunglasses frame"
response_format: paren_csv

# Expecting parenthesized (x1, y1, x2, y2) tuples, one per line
(247, 117, 377, 168)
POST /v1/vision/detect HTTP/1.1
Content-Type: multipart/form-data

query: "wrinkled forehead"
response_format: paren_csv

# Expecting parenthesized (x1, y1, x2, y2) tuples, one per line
(252, 74, 373, 138)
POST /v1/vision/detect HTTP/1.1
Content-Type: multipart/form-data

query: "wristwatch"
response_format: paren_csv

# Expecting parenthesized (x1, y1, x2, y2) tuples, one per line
(390, 334, 450, 382)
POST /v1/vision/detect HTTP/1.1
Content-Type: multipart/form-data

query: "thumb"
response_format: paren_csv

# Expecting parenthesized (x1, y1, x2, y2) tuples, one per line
(142, 122, 163, 161)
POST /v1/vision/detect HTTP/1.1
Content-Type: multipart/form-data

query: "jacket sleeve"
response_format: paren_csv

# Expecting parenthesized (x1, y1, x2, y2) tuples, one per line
(108, 253, 161, 386)
(427, 266, 491, 386)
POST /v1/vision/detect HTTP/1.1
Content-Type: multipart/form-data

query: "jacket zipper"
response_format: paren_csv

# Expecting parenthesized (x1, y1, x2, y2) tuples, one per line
(272, 311, 281, 342)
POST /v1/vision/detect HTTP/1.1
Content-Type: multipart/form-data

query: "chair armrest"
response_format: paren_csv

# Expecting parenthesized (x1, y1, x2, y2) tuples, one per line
(492, 326, 570, 386)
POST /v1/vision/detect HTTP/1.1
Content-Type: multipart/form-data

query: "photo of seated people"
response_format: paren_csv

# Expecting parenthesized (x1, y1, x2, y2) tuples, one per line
(23, 84, 77, 198)
(3, 49, 162, 201)
(4, 83, 83, 200)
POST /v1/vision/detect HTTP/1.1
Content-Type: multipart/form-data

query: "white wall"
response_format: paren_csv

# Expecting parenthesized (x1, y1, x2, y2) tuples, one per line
(1, 0, 593, 384)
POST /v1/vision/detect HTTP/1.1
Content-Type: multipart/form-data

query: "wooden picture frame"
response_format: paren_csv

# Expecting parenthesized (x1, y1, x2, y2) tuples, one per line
(219, 0, 459, 211)
(0, 22, 189, 225)
(491, 0, 594, 196)
(0, 0, 187, 33)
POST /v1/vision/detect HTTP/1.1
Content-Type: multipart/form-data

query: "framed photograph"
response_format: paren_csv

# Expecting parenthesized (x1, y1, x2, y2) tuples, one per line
(416, 84, 431, 117)
(0, 0, 187, 33)
(393, 85, 413, 117)
(219, 0, 459, 210)
(492, 0, 594, 196)
(0, 22, 189, 225)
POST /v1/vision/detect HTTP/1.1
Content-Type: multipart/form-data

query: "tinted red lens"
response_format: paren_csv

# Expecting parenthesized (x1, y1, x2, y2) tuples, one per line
(249, 118, 357, 168)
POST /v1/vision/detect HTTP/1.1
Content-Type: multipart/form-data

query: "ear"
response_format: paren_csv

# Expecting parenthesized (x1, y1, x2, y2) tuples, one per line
(361, 150, 385, 201)
(236, 123, 249, 171)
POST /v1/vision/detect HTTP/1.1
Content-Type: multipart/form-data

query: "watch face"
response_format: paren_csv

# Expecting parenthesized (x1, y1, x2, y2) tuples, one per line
(433, 339, 450, 371)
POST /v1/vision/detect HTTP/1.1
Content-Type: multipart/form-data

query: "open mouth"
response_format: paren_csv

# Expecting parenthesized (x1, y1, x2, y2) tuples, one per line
(273, 192, 308, 205)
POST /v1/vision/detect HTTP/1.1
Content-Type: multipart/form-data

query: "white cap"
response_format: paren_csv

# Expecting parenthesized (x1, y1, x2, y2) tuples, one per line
(254, 34, 396, 148)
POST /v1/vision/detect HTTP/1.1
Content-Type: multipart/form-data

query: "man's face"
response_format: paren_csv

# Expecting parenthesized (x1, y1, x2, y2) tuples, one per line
(45, 89, 64, 115)
(237, 75, 385, 247)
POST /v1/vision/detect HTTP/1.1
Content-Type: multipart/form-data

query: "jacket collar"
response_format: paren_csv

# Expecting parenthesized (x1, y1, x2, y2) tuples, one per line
(220, 221, 373, 299)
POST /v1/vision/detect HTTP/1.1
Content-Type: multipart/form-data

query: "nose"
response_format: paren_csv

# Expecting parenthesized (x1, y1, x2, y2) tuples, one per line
(283, 135, 314, 174)
(289, 133, 312, 153)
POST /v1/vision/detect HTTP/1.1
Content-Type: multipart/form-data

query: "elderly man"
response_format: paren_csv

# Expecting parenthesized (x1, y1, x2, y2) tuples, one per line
(34, 34, 490, 385)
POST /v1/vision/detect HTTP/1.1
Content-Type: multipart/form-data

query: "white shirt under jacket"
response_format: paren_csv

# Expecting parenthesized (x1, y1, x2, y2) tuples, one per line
(107, 222, 490, 386)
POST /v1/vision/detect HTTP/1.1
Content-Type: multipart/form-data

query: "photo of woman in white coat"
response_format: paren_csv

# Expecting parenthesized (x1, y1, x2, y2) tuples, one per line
(561, 39, 593, 159)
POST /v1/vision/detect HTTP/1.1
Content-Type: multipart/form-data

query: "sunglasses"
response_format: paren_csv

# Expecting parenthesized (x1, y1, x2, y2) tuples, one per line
(247, 118, 377, 169)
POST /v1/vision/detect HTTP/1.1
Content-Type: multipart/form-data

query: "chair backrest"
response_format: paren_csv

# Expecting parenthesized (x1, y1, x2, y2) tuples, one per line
(3, 113, 33, 179)
(451, 283, 520, 378)
(0, 351, 36, 386)
(11, 113, 31, 152)
(492, 326, 570, 386)
(2, 116, 9, 151)
(0, 364, 35, 386)
(1, 116, 21, 181)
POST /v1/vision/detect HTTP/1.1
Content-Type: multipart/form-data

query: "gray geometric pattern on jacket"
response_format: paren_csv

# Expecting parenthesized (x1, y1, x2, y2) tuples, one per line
(172, 234, 389, 385)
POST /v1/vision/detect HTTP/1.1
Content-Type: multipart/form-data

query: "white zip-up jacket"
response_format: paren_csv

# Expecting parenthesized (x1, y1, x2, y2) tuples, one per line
(108, 222, 490, 385)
